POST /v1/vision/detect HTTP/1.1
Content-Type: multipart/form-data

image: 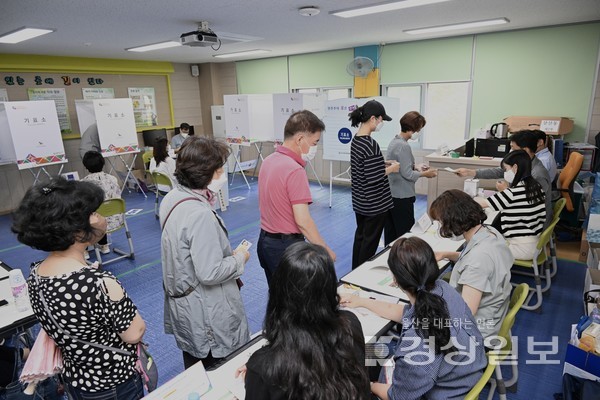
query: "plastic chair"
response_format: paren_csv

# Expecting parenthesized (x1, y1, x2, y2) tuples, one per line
(548, 198, 567, 278)
(151, 171, 173, 219)
(486, 283, 529, 400)
(464, 356, 495, 400)
(142, 151, 154, 184)
(511, 215, 562, 312)
(556, 151, 584, 226)
(94, 198, 134, 266)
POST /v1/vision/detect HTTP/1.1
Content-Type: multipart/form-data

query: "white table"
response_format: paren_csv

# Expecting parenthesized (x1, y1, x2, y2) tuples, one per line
(340, 222, 465, 302)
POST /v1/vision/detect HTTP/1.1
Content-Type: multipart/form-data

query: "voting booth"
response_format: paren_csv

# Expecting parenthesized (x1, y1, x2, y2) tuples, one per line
(75, 98, 144, 195)
(0, 100, 67, 182)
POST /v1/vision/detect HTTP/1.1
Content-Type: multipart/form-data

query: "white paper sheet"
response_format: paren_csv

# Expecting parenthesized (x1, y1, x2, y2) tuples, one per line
(338, 285, 399, 339)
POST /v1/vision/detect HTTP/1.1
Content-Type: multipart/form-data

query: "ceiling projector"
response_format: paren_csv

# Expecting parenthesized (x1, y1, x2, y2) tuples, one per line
(180, 30, 219, 47)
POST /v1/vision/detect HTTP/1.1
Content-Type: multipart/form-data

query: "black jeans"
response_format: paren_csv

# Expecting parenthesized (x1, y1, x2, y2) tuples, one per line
(65, 373, 143, 400)
(352, 212, 388, 270)
(183, 350, 222, 371)
(384, 197, 416, 246)
(257, 230, 305, 287)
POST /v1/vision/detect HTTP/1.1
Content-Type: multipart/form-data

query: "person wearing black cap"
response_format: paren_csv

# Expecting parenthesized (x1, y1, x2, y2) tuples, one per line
(348, 100, 400, 270)
(171, 122, 192, 154)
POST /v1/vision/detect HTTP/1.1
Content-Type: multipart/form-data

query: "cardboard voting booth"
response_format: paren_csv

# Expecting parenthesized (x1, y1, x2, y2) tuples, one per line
(224, 94, 274, 145)
(0, 100, 67, 170)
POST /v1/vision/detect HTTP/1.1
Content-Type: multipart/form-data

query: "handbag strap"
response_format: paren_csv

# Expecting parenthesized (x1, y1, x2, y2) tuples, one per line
(34, 270, 131, 357)
(161, 197, 201, 232)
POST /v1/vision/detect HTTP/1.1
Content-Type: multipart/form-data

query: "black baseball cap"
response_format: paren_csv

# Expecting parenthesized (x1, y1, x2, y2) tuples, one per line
(362, 100, 392, 121)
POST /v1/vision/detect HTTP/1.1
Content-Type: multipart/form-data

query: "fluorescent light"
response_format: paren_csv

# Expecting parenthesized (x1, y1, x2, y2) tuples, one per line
(404, 18, 510, 34)
(0, 27, 55, 44)
(126, 41, 181, 52)
(213, 49, 270, 59)
(331, 0, 451, 18)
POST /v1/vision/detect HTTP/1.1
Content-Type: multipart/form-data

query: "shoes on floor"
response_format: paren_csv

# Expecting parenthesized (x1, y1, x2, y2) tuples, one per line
(99, 244, 111, 254)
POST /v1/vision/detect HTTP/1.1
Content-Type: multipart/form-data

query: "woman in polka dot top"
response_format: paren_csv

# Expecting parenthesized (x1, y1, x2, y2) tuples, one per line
(12, 179, 147, 400)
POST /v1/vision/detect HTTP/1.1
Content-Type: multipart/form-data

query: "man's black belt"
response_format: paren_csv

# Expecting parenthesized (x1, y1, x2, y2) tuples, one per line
(262, 229, 304, 240)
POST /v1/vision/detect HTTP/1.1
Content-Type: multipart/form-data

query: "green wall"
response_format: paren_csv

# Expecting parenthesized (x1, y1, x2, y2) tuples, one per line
(471, 23, 600, 141)
(236, 57, 288, 94)
(288, 49, 354, 89)
(381, 36, 473, 83)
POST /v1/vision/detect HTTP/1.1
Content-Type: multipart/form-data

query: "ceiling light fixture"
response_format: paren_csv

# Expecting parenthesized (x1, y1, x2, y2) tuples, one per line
(331, 0, 451, 18)
(0, 27, 55, 44)
(404, 17, 510, 34)
(213, 49, 270, 59)
(299, 6, 320, 17)
(126, 41, 181, 52)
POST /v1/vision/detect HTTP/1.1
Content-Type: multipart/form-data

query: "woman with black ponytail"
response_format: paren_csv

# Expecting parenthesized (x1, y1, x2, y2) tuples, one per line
(341, 237, 486, 399)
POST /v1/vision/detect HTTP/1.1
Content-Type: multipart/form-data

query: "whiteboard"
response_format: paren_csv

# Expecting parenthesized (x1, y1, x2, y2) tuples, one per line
(322, 97, 401, 162)
(272, 93, 325, 143)
(0, 100, 67, 169)
(94, 98, 139, 156)
(224, 94, 274, 145)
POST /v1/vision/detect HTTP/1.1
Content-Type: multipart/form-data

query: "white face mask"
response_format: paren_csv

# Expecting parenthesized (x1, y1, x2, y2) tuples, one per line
(374, 121, 384, 132)
(207, 171, 227, 193)
(411, 131, 421, 141)
(503, 170, 516, 184)
(302, 145, 318, 161)
(450, 234, 464, 241)
(181, 132, 189, 138)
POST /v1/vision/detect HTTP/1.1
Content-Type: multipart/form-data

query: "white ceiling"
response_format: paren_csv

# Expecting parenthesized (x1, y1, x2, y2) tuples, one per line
(1, 0, 599, 64)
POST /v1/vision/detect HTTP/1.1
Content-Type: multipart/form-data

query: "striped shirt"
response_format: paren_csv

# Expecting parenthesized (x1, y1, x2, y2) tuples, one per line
(487, 182, 546, 238)
(350, 135, 393, 216)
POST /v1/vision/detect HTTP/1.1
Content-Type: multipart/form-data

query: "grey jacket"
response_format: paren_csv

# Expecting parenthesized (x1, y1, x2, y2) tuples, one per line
(387, 136, 420, 199)
(475, 156, 553, 224)
(159, 185, 250, 359)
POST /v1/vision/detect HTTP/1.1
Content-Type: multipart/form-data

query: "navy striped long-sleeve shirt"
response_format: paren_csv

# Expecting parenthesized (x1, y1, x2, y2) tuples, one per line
(487, 182, 546, 238)
(350, 135, 393, 216)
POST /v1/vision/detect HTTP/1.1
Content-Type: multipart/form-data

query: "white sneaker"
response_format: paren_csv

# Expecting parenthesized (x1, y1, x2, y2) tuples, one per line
(99, 244, 111, 254)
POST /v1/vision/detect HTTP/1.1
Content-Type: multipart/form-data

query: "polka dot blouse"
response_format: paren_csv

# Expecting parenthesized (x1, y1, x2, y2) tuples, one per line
(27, 263, 138, 392)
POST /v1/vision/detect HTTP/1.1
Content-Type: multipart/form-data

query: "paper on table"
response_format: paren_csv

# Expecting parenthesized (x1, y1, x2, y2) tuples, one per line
(206, 338, 268, 400)
(0, 268, 8, 280)
(337, 286, 400, 339)
(443, 167, 458, 173)
(142, 358, 211, 400)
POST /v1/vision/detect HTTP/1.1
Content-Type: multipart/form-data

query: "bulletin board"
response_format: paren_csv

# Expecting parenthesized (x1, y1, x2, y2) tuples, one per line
(1, 70, 173, 139)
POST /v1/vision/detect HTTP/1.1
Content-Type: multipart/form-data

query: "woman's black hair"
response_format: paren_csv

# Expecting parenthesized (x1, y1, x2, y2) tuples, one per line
(12, 178, 105, 251)
(175, 136, 230, 189)
(388, 237, 454, 355)
(82, 151, 105, 173)
(429, 189, 486, 237)
(153, 137, 169, 167)
(261, 242, 370, 399)
(501, 150, 544, 204)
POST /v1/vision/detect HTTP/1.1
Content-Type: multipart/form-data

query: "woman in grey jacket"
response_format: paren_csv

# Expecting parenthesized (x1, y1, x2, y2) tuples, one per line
(159, 136, 251, 370)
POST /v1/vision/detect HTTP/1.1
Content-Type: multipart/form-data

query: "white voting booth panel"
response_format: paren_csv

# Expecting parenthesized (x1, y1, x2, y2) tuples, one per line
(94, 99, 139, 156)
(74, 100, 97, 137)
(211, 105, 226, 140)
(224, 94, 274, 145)
(272, 93, 325, 143)
(0, 100, 67, 169)
(322, 96, 401, 162)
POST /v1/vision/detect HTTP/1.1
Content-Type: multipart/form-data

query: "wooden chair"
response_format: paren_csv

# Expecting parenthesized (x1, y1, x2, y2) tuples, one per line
(151, 171, 173, 219)
(94, 198, 134, 266)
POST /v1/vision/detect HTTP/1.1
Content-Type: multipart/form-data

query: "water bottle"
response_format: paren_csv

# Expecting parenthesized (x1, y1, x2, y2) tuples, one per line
(9, 269, 30, 312)
(591, 295, 600, 324)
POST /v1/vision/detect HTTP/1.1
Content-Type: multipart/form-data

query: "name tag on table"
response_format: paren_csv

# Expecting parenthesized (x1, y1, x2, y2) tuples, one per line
(411, 213, 433, 234)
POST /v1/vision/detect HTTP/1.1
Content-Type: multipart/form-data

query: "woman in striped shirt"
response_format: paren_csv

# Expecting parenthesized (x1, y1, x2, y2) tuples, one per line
(348, 100, 400, 270)
(475, 150, 546, 259)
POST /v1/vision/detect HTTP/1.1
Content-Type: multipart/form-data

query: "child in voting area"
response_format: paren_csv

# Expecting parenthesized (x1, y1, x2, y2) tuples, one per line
(82, 151, 123, 255)
(245, 242, 370, 399)
(149, 137, 177, 193)
(430, 189, 513, 339)
(340, 237, 486, 400)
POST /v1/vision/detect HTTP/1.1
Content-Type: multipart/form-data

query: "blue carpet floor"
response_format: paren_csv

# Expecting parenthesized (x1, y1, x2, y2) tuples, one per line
(0, 178, 588, 399)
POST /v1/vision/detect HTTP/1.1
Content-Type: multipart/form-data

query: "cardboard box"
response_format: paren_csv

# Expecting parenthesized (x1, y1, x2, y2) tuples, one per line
(582, 323, 600, 354)
(564, 343, 600, 381)
(503, 116, 574, 135)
